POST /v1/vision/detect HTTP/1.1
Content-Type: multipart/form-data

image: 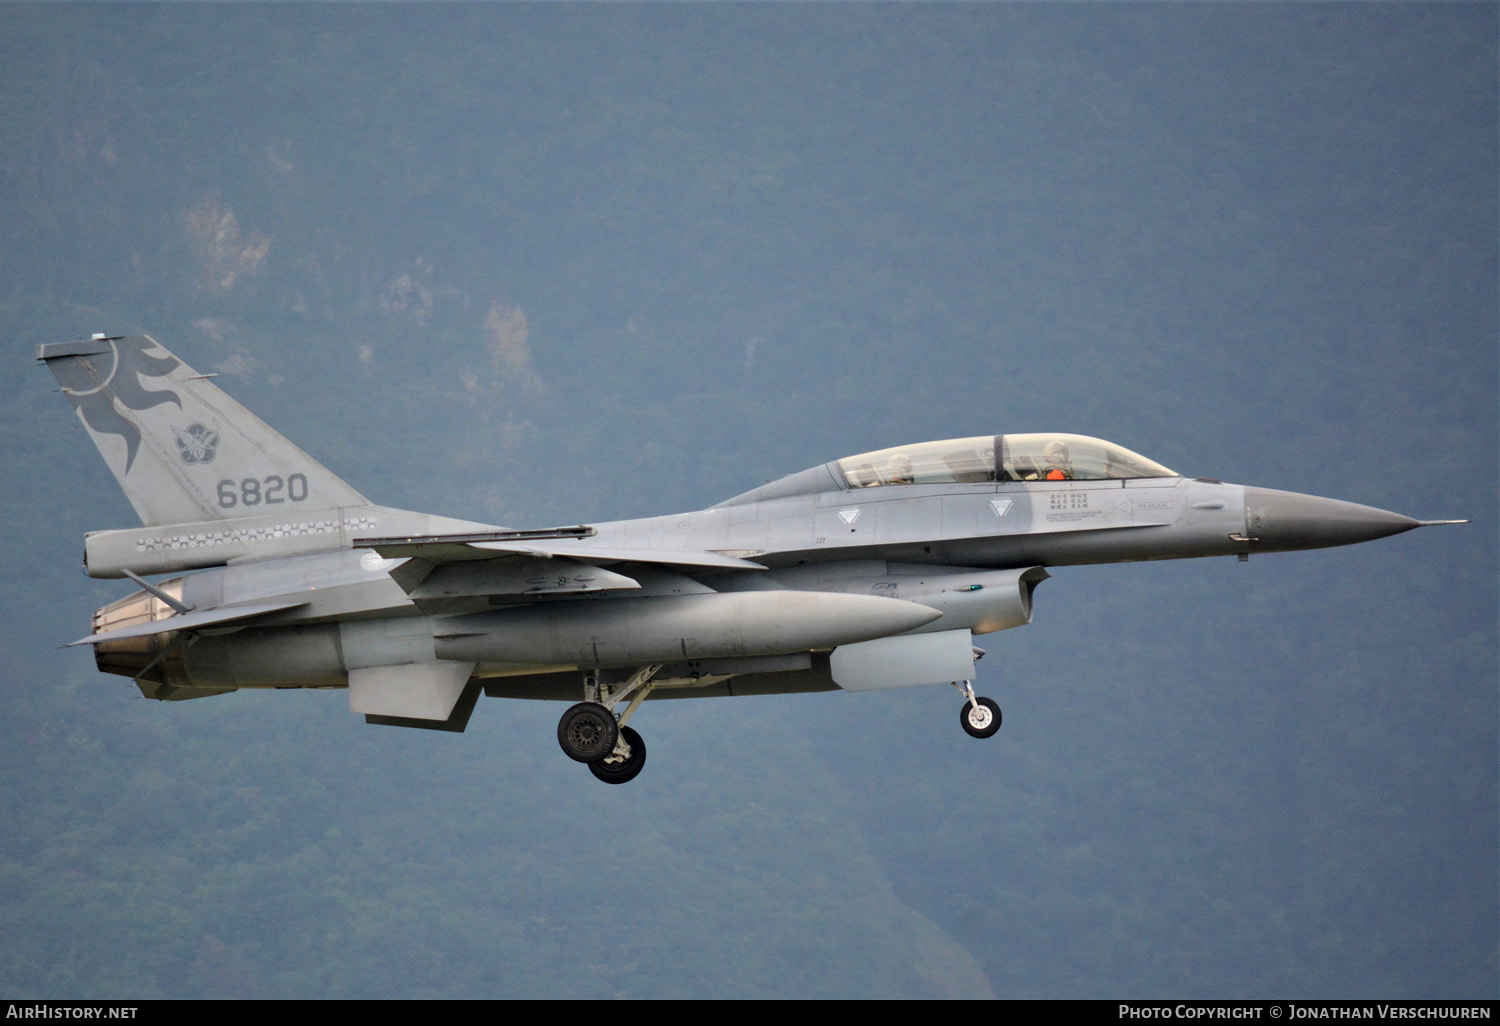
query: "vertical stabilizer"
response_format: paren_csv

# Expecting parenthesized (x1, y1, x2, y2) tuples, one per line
(39, 335, 370, 526)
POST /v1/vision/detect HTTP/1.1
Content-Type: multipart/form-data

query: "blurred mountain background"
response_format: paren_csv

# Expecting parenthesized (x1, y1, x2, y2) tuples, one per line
(0, 3, 1493, 998)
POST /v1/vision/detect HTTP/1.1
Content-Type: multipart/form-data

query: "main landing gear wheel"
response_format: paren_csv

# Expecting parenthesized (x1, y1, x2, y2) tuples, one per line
(589, 725, 646, 785)
(960, 696, 1002, 739)
(557, 702, 619, 763)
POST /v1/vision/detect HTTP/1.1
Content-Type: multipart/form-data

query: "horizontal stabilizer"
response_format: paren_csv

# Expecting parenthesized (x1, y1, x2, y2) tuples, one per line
(68, 600, 306, 647)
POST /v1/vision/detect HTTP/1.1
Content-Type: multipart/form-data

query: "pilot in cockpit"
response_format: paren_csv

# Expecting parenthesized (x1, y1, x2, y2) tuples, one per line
(1042, 440, 1074, 481)
(884, 453, 915, 485)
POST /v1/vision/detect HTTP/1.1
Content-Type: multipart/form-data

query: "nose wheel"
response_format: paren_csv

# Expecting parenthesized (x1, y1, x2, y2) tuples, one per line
(954, 681, 1002, 739)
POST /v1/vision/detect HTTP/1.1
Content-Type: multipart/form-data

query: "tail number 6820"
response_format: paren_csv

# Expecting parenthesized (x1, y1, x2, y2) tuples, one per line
(217, 474, 309, 508)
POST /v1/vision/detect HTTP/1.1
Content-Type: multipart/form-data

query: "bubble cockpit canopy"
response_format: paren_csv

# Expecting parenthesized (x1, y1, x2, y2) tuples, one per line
(836, 433, 1177, 489)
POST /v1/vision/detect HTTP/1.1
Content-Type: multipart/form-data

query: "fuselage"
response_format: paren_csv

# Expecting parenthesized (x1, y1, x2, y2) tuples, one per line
(81, 431, 1427, 700)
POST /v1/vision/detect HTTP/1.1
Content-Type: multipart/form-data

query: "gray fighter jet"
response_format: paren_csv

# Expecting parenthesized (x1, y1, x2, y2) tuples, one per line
(40, 335, 1464, 783)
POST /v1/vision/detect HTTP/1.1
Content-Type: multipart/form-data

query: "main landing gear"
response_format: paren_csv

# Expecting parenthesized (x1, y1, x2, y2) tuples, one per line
(954, 680, 1002, 739)
(557, 665, 660, 785)
(589, 725, 646, 785)
(557, 702, 618, 762)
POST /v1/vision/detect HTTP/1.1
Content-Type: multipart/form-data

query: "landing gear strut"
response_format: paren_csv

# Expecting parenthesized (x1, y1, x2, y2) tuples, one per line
(954, 680, 1001, 739)
(557, 665, 661, 783)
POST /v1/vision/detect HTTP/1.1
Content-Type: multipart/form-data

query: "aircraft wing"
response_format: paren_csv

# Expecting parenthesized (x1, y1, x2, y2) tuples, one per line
(357, 532, 763, 613)
(471, 541, 765, 569)
(358, 532, 767, 570)
(399, 554, 642, 605)
(67, 600, 308, 647)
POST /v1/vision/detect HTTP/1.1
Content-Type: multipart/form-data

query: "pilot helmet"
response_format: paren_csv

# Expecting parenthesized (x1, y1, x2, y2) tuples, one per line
(1043, 440, 1071, 465)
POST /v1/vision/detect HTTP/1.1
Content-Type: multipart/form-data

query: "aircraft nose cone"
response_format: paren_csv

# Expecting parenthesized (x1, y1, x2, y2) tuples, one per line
(1243, 486, 1422, 552)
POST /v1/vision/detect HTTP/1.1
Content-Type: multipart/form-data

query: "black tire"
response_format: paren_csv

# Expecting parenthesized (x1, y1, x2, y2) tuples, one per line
(557, 702, 619, 763)
(960, 696, 1002, 739)
(588, 726, 647, 785)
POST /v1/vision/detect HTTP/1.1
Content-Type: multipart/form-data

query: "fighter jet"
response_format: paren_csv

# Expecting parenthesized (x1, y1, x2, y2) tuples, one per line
(40, 335, 1464, 783)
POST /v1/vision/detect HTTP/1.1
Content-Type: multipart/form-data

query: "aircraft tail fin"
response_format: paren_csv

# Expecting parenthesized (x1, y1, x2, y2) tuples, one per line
(39, 334, 370, 527)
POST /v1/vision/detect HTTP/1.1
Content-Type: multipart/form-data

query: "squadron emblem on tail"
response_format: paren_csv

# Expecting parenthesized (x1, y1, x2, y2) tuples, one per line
(173, 423, 220, 465)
